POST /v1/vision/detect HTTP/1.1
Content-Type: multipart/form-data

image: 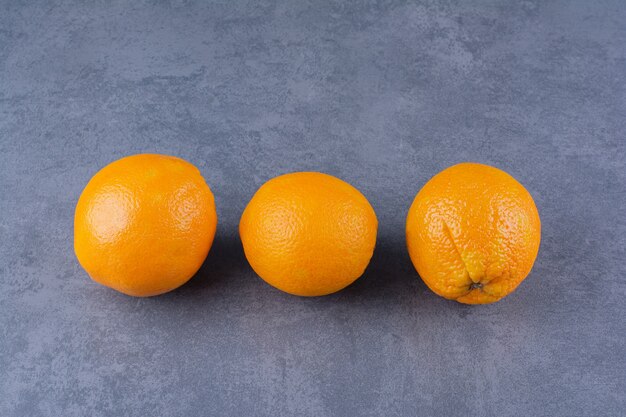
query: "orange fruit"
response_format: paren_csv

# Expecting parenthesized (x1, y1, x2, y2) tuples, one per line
(239, 172, 378, 296)
(74, 154, 217, 297)
(406, 163, 540, 304)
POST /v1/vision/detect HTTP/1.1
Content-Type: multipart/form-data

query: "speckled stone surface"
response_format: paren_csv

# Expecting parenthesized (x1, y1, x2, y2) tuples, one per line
(0, 1, 624, 416)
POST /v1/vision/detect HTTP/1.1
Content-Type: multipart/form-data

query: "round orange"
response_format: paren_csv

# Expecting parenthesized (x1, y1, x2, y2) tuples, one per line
(239, 172, 378, 296)
(406, 163, 541, 304)
(74, 154, 217, 297)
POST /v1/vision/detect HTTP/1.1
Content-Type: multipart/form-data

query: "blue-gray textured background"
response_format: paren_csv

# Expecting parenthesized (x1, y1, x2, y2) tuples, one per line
(1, 1, 624, 416)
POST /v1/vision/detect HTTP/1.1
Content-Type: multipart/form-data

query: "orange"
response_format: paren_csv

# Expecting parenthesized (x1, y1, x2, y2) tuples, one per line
(74, 154, 217, 297)
(239, 172, 378, 296)
(406, 163, 540, 304)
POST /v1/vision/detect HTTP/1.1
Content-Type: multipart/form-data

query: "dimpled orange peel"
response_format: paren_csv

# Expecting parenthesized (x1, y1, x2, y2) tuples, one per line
(239, 172, 378, 296)
(406, 163, 541, 304)
(74, 154, 217, 296)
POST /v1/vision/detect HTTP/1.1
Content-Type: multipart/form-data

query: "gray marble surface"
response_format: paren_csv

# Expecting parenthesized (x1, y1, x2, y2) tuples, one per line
(1, 1, 624, 416)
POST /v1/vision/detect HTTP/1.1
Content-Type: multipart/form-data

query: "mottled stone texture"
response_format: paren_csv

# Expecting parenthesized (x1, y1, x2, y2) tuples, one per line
(0, 1, 624, 416)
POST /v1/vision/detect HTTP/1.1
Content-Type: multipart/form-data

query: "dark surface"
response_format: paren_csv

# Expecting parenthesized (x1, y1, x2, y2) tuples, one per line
(1, 1, 625, 416)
